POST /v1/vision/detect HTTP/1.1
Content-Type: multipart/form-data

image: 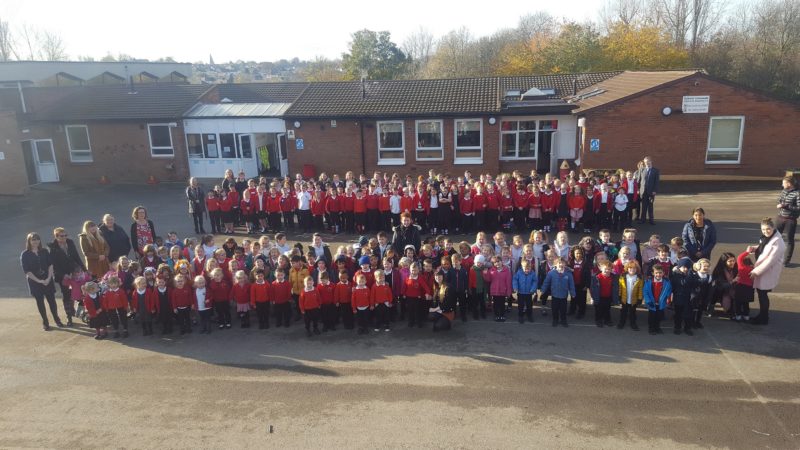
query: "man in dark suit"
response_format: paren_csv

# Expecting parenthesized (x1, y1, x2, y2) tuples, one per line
(638, 156, 660, 225)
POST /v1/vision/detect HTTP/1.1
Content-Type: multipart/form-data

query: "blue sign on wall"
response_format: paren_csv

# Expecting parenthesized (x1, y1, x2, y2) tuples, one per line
(295, 139, 304, 150)
(590, 138, 600, 152)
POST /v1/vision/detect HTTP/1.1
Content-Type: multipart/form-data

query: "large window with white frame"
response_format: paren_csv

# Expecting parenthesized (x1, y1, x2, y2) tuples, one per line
(377, 121, 405, 164)
(65, 125, 92, 162)
(148, 124, 174, 157)
(454, 119, 483, 163)
(706, 116, 744, 164)
(415, 119, 443, 160)
(500, 119, 558, 160)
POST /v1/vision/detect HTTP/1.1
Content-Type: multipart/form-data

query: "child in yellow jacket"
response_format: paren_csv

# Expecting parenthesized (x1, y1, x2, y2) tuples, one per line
(618, 261, 643, 330)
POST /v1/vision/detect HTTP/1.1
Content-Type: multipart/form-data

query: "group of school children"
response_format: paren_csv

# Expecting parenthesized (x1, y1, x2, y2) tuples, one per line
(199, 167, 646, 239)
(74, 213, 755, 340)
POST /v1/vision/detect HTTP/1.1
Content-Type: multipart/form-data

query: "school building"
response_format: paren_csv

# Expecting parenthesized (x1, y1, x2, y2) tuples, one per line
(0, 69, 798, 196)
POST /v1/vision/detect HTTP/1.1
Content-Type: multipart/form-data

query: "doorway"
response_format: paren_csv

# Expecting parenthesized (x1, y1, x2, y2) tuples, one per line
(21, 139, 59, 184)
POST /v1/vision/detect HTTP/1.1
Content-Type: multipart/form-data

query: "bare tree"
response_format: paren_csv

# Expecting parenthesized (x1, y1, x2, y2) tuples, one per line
(39, 30, 67, 61)
(18, 24, 39, 60)
(402, 27, 435, 78)
(0, 18, 15, 61)
(656, 0, 721, 49)
(517, 11, 558, 41)
(599, 0, 646, 30)
(425, 27, 478, 78)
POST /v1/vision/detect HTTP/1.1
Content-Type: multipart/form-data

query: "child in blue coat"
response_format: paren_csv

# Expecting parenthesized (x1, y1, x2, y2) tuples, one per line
(512, 259, 538, 323)
(541, 257, 576, 328)
(670, 258, 697, 336)
(644, 265, 672, 335)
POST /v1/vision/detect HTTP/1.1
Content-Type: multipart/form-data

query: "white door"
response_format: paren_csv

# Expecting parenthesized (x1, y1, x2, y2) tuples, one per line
(277, 133, 288, 177)
(237, 134, 258, 178)
(34, 140, 59, 183)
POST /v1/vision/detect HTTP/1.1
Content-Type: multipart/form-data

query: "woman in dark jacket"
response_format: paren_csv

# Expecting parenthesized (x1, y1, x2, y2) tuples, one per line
(21, 232, 63, 331)
(99, 214, 131, 263)
(130, 206, 157, 257)
(186, 177, 206, 234)
(681, 207, 717, 261)
(48, 227, 87, 320)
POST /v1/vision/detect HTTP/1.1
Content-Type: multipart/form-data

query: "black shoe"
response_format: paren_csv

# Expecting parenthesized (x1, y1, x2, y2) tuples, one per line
(94, 334, 103, 340)
(43, 324, 51, 331)
(694, 322, 704, 329)
(575, 313, 584, 320)
(631, 324, 639, 331)
(684, 329, 694, 336)
(67, 318, 74, 327)
(114, 332, 121, 338)
(674, 328, 681, 335)
(56, 320, 65, 328)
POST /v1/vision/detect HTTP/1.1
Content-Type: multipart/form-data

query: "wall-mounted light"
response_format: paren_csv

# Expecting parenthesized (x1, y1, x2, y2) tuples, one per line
(293, 121, 301, 128)
(661, 106, 673, 116)
(488, 117, 496, 125)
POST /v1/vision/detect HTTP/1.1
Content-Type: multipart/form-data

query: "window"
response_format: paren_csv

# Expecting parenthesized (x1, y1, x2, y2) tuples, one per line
(148, 124, 174, 157)
(65, 125, 92, 162)
(219, 133, 236, 158)
(500, 119, 558, 160)
(706, 116, 743, 164)
(454, 119, 483, 163)
(415, 120, 443, 160)
(377, 121, 405, 164)
(186, 134, 203, 157)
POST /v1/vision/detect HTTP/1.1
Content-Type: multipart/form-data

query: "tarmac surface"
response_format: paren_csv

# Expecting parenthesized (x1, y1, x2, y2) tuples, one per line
(0, 183, 798, 449)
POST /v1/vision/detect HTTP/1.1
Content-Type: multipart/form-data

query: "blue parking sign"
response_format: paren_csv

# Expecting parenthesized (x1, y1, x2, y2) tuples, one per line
(296, 139, 304, 150)
(590, 138, 600, 152)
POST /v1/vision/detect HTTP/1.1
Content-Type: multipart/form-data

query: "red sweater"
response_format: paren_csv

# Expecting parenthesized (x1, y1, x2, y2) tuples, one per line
(299, 289, 321, 312)
(170, 286, 193, 309)
(472, 193, 487, 211)
(265, 194, 281, 213)
(353, 269, 376, 288)
(132, 288, 159, 314)
(400, 196, 413, 213)
(317, 282, 336, 305)
(250, 281, 271, 306)
(412, 192, 429, 213)
(541, 192, 557, 212)
(342, 195, 355, 212)
(460, 196, 474, 214)
(365, 194, 379, 210)
(206, 198, 220, 212)
(567, 193, 586, 210)
(326, 195, 341, 213)
(311, 197, 325, 216)
(280, 193, 295, 212)
(378, 195, 391, 212)
(401, 277, 431, 298)
(208, 279, 230, 303)
(231, 283, 250, 305)
(271, 280, 292, 304)
(101, 289, 128, 310)
(218, 195, 234, 212)
(351, 286, 372, 311)
(371, 283, 393, 306)
(500, 194, 514, 212)
(513, 191, 529, 208)
(353, 196, 367, 213)
(334, 282, 352, 304)
(486, 191, 500, 210)
(528, 193, 542, 210)
(83, 293, 103, 318)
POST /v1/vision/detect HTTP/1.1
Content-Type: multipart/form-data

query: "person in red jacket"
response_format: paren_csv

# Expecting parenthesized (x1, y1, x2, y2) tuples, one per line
(170, 274, 193, 335)
(310, 191, 326, 231)
(341, 186, 356, 234)
(102, 276, 129, 338)
(325, 186, 342, 234)
(567, 185, 587, 231)
(499, 187, 514, 230)
(208, 267, 231, 329)
(485, 183, 500, 232)
(593, 183, 614, 230)
(299, 276, 321, 336)
(351, 273, 373, 334)
(402, 262, 432, 328)
(280, 186, 296, 231)
(82, 281, 108, 339)
(366, 184, 381, 232)
(266, 186, 282, 233)
(227, 184, 241, 229)
(540, 185, 558, 233)
(218, 190, 235, 235)
(412, 184, 430, 232)
(334, 269, 354, 330)
(353, 188, 368, 233)
(472, 184, 488, 232)
(513, 185, 529, 232)
(231, 270, 251, 328)
(460, 189, 475, 233)
(400, 187, 414, 215)
(132, 276, 158, 336)
(250, 269, 271, 329)
(316, 272, 337, 331)
(371, 270, 393, 332)
(272, 269, 293, 328)
(206, 190, 221, 234)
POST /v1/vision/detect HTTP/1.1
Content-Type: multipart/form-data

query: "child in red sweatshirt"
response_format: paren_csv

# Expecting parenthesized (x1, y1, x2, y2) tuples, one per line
(371, 270, 394, 332)
(351, 273, 373, 334)
(299, 276, 321, 336)
(334, 270, 354, 330)
(317, 272, 337, 331)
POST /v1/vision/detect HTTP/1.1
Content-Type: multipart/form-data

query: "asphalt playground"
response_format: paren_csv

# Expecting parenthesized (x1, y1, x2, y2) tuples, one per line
(0, 182, 797, 449)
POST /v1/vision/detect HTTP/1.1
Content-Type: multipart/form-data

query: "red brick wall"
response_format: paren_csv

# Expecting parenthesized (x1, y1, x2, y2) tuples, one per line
(578, 74, 800, 177)
(25, 121, 190, 184)
(0, 111, 29, 195)
(288, 117, 501, 178)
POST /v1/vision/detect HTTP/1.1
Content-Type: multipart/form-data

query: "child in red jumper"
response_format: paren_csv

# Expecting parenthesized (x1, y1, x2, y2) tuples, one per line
(299, 276, 321, 336)
(334, 270, 354, 330)
(250, 269, 271, 329)
(208, 267, 232, 329)
(371, 270, 393, 332)
(402, 262, 431, 328)
(102, 276, 129, 338)
(170, 274, 194, 335)
(82, 282, 108, 339)
(351, 273, 373, 334)
(206, 190, 221, 234)
(317, 271, 337, 332)
(272, 269, 293, 328)
(231, 270, 251, 328)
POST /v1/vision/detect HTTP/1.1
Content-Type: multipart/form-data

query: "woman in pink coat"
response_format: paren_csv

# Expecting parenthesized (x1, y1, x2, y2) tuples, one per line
(748, 217, 786, 325)
(483, 255, 512, 322)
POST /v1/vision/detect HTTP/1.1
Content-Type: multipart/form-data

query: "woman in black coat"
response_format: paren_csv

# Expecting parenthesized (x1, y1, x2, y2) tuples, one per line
(186, 177, 206, 234)
(48, 227, 87, 322)
(681, 207, 717, 262)
(21, 232, 63, 331)
(99, 214, 131, 264)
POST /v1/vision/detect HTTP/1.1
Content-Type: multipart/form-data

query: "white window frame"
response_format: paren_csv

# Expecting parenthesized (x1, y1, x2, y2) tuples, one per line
(454, 118, 483, 164)
(499, 119, 539, 161)
(65, 124, 92, 163)
(376, 120, 405, 165)
(705, 116, 744, 165)
(147, 123, 174, 158)
(415, 119, 444, 161)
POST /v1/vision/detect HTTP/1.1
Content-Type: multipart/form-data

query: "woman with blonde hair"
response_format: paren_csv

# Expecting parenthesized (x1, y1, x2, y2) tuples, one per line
(79, 220, 110, 278)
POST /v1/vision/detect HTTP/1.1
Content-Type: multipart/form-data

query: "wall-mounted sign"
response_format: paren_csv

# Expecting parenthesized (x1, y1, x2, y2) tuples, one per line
(295, 139, 304, 150)
(682, 95, 710, 113)
(287, 130, 295, 139)
(590, 138, 600, 152)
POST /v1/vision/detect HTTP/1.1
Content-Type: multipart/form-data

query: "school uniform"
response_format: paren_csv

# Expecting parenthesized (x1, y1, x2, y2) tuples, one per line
(317, 282, 337, 331)
(208, 279, 232, 328)
(169, 286, 193, 334)
(155, 286, 173, 334)
(590, 272, 619, 327)
(194, 286, 213, 334)
(83, 292, 108, 337)
(643, 278, 672, 334)
(483, 267, 512, 321)
(249, 280, 271, 329)
(102, 288, 129, 337)
(512, 269, 538, 323)
(468, 265, 488, 319)
(618, 274, 643, 330)
(371, 283, 393, 330)
(299, 287, 321, 335)
(541, 269, 576, 326)
(326, 194, 342, 233)
(670, 267, 697, 334)
(133, 288, 158, 335)
(351, 285, 372, 333)
(231, 283, 251, 328)
(568, 259, 592, 318)
(402, 276, 430, 328)
(271, 280, 293, 327)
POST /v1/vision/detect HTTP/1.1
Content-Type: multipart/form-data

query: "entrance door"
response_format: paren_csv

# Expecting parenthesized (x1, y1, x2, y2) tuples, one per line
(277, 133, 288, 177)
(237, 133, 257, 178)
(22, 139, 59, 183)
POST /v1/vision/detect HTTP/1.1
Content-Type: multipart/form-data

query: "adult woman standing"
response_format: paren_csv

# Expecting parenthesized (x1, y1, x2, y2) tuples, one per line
(48, 227, 87, 323)
(681, 207, 717, 261)
(130, 206, 156, 258)
(748, 217, 786, 325)
(79, 221, 110, 279)
(186, 177, 206, 234)
(99, 214, 131, 264)
(21, 232, 63, 331)
(221, 169, 236, 192)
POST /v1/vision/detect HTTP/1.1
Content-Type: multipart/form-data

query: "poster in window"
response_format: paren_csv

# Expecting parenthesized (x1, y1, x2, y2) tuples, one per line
(207, 144, 218, 157)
